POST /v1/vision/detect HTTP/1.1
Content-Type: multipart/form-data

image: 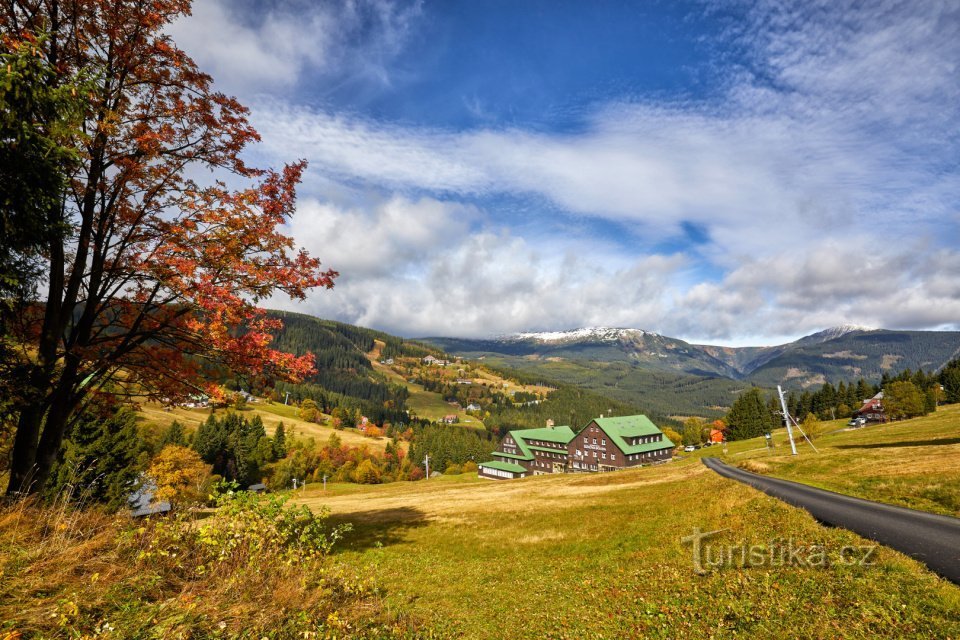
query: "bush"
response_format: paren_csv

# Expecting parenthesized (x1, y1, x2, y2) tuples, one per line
(0, 493, 407, 637)
(461, 461, 478, 474)
(444, 463, 462, 475)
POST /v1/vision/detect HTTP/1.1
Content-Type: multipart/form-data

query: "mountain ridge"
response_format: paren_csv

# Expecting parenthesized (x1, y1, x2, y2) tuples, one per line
(423, 325, 960, 386)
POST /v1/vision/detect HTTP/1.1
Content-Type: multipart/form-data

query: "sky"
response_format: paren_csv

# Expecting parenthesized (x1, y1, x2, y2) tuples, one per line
(168, 0, 960, 345)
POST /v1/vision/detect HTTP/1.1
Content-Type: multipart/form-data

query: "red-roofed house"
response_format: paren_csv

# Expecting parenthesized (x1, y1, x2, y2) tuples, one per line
(855, 392, 886, 423)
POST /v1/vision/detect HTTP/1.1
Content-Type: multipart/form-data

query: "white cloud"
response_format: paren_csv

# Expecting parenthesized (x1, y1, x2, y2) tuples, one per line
(274, 193, 689, 337)
(167, 0, 422, 95)
(233, 0, 960, 341)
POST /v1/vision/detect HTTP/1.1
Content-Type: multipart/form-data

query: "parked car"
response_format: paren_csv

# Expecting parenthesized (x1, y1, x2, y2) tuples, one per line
(683, 445, 696, 452)
(848, 417, 866, 427)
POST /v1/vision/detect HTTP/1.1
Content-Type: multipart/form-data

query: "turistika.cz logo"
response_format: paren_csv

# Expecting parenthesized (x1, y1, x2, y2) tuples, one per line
(681, 527, 877, 575)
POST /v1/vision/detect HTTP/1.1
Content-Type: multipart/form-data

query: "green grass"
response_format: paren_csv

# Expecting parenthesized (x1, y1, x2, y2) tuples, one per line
(718, 404, 960, 516)
(292, 413, 960, 639)
(370, 355, 486, 429)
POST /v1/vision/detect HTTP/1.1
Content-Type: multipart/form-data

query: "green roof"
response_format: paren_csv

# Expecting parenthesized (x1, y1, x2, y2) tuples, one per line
(587, 415, 674, 455)
(528, 445, 567, 454)
(492, 451, 529, 461)
(501, 425, 575, 460)
(478, 460, 528, 474)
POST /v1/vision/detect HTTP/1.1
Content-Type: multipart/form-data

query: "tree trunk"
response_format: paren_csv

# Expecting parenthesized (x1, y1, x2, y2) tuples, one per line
(5, 403, 45, 496)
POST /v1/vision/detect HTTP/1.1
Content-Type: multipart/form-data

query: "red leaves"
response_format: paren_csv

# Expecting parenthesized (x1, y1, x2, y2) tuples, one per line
(2, 0, 336, 403)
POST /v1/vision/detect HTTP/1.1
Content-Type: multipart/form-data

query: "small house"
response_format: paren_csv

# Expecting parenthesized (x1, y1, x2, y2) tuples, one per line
(855, 392, 886, 423)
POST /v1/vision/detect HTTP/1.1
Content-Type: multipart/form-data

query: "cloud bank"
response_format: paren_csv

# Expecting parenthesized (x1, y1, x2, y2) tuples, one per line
(173, 0, 960, 343)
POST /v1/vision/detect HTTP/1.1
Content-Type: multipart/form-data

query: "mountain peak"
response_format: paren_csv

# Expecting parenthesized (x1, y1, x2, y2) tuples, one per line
(796, 324, 878, 345)
(502, 327, 651, 343)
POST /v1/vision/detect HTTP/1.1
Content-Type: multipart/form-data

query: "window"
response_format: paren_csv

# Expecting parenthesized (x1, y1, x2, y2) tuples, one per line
(602, 453, 606, 459)
(592, 438, 597, 444)
(602, 439, 606, 445)
(610, 453, 615, 461)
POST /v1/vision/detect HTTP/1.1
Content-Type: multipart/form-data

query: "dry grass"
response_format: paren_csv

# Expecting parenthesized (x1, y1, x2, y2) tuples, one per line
(738, 459, 772, 474)
(0, 494, 398, 638)
(138, 401, 388, 450)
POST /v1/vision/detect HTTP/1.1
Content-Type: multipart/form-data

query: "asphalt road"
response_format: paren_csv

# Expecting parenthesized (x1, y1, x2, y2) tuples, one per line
(703, 457, 960, 585)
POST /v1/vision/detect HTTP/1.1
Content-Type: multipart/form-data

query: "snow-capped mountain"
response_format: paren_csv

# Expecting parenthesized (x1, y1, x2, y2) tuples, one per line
(794, 325, 878, 346)
(423, 324, 960, 387)
(501, 327, 651, 343)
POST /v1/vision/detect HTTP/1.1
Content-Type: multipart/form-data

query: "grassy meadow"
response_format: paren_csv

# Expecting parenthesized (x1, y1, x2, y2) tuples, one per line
(5, 402, 957, 638)
(291, 406, 960, 638)
(138, 400, 390, 450)
(715, 402, 960, 517)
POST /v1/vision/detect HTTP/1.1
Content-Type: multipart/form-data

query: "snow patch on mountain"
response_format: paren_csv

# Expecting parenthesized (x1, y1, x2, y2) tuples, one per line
(499, 327, 652, 343)
(797, 324, 878, 345)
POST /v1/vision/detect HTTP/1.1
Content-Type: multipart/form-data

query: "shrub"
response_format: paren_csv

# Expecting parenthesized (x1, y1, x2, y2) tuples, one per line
(738, 460, 772, 474)
(444, 463, 462, 475)
(0, 492, 407, 637)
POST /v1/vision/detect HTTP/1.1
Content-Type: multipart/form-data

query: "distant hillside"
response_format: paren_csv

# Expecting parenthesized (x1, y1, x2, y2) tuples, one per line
(423, 326, 960, 415)
(745, 329, 960, 388)
(428, 328, 742, 378)
(262, 312, 661, 432)
(265, 311, 442, 425)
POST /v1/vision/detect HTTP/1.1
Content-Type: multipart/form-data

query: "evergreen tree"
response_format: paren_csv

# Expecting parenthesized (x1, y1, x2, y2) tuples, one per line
(47, 405, 147, 510)
(159, 420, 187, 447)
(725, 388, 776, 441)
(273, 422, 288, 459)
(940, 358, 960, 404)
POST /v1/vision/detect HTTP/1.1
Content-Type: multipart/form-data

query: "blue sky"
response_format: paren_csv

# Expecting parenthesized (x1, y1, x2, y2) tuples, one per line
(170, 0, 960, 345)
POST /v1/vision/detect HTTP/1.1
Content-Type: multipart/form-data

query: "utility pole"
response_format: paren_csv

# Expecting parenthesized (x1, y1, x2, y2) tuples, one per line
(284, 391, 290, 405)
(777, 385, 799, 456)
(423, 453, 430, 479)
(323, 475, 328, 491)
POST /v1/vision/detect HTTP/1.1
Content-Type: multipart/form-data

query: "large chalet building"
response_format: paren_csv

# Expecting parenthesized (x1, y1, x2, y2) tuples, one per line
(478, 415, 674, 480)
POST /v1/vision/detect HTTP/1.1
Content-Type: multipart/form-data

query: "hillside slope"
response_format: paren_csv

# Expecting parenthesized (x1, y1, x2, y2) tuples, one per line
(425, 327, 960, 412)
(292, 409, 960, 637)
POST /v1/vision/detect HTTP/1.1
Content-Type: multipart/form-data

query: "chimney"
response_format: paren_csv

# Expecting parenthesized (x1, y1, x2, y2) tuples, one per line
(545, 418, 555, 429)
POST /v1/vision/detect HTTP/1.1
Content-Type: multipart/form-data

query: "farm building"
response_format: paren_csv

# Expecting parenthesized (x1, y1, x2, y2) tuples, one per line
(855, 392, 886, 423)
(478, 415, 674, 480)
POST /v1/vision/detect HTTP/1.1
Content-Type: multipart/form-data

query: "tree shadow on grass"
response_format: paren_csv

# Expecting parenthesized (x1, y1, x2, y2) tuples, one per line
(836, 437, 960, 449)
(327, 506, 429, 552)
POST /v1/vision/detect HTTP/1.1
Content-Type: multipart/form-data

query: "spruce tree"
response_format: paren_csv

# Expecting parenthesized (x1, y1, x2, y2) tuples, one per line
(48, 405, 147, 510)
(159, 420, 187, 447)
(273, 422, 288, 459)
(726, 388, 775, 441)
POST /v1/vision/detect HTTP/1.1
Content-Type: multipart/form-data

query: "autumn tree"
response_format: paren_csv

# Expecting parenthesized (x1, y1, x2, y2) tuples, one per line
(1, 1, 335, 497)
(799, 413, 825, 441)
(661, 426, 682, 447)
(883, 381, 926, 420)
(147, 444, 210, 508)
(299, 399, 321, 424)
(682, 417, 705, 446)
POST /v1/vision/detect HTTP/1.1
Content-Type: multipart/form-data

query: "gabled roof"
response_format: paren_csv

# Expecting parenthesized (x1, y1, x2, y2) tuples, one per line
(479, 460, 527, 474)
(503, 425, 576, 460)
(586, 415, 674, 454)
